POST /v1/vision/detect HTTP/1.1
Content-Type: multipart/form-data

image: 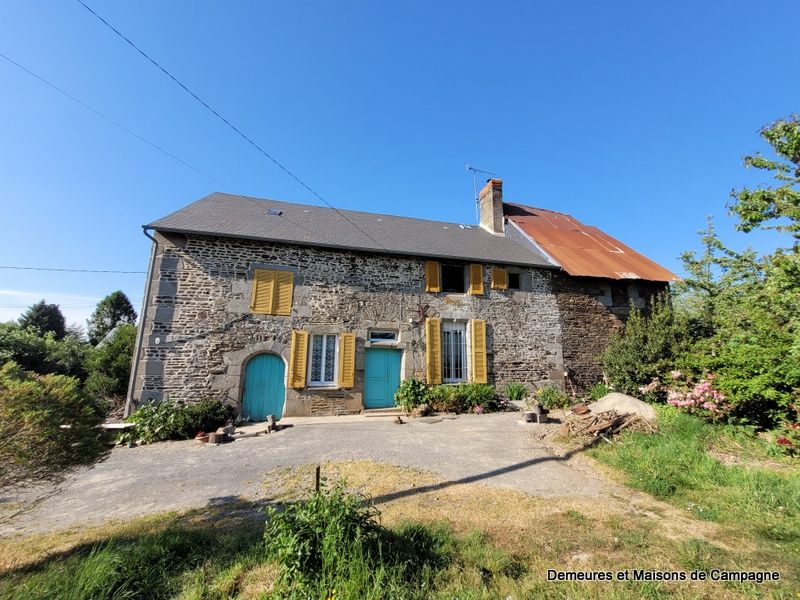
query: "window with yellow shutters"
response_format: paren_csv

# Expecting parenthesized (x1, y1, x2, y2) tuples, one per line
(338, 333, 356, 388)
(469, 264, 484, 295)
(425, 318, 442, 384)
(491, 267, 508, 290)
(250, 269, 294, 315)
(288, 330, 309, 389)
(424, 261, 441, 293)
(470, 319, 487, 384)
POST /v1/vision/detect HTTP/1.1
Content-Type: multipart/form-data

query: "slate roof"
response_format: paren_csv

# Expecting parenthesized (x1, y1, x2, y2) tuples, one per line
(147, 193, 555, 267)
(504, 203, 678, 282)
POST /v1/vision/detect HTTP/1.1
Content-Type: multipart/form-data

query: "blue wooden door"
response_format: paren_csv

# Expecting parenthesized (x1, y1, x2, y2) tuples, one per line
(364, 348, 402, 409)
(242, 354, 286, 420)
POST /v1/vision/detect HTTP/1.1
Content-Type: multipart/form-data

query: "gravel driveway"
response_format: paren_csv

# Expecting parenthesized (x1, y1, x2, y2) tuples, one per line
(1, 412, 612, 537)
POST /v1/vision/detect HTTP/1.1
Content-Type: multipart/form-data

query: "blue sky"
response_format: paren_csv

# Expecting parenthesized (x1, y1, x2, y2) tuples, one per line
(1, 1, 798, 327)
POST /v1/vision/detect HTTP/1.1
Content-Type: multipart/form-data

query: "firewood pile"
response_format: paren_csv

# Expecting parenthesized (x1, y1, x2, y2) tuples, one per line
(562, 410, 656, 439)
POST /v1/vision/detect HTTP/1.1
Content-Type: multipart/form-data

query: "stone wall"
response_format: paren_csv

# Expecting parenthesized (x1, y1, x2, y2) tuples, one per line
(131, 232, 567, 416)
(552, 273, 668, 392)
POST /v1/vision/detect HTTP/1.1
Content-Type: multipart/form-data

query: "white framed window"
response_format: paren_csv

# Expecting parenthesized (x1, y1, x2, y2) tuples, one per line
(308, 333, 338, 386)
(442, 322, 467, 383)
(368, 330, 398, 344)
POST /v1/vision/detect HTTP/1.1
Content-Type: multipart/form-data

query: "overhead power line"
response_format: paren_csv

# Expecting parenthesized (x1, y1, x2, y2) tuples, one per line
(0, 265, 146, 274)
(76, 0, 389, 252)
(0, 50, 233, 191)
(0, 51, 325, 242)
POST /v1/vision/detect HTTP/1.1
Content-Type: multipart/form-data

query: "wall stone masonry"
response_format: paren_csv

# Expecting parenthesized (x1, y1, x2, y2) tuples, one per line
(132, 232, 568, 416)
(552, 273, 668, 392)
(130, 232, 666, 416)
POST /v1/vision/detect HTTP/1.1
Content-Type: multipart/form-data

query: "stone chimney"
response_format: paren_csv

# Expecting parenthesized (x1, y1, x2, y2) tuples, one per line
(478, 178, 504, 235)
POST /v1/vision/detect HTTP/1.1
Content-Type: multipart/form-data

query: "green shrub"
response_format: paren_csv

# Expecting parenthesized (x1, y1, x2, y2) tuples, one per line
(0, 361, 108, 488)
(124, 400, 182, 444)
(426, 384, 458, 413)
(504, 381, 527, 402)
(174, 399, 233, 438)
(602, 296, 682, 402)
(587, 382, 611, 402)
(264, 482, 450, 595)
(461, 383, 496, 409)
(124, 398, 233, 444)
(393, 377, 428, 412)
(534, 385, 570, 409)
(265, 482, 381, 581)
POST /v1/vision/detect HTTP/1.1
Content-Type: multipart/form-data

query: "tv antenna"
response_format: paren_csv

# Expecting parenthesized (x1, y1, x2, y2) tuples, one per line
(465, 164, 497, 221)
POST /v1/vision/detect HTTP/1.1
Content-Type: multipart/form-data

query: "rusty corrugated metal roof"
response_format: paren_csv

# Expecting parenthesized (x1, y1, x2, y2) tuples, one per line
(504, 203, 678, 282)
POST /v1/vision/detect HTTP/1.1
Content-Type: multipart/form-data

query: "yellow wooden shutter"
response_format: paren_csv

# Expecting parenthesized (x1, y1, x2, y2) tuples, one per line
(425, 261, 441, 293)
(274, 271, 294, 315)
(491, 267, 508, 290)
(470, 319, 487, 384)
(469, 264, 484, 295)
(250, 269, 276, 313)
(425, 318, 442, 384)
(338, 333, 356, 388)
(288, 330, 309, 388)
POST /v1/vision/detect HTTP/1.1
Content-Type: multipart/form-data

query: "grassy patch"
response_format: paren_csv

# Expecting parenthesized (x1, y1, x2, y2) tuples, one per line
(590, 407, 799, 586)
(1, 458, 796, 599)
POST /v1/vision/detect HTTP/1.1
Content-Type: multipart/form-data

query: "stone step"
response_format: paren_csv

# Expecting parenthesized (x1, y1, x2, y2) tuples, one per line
(363, 407, 406, 417)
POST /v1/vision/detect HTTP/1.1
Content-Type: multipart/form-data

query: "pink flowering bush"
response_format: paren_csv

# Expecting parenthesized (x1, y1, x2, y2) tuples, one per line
(665, 373, 730, 422)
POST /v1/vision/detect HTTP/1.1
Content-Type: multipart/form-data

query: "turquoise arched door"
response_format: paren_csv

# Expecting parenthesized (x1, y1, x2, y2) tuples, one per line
(242, 354, 286, 420)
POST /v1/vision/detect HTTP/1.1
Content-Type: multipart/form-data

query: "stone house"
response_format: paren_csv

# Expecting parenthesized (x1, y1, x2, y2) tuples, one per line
(126, 179, 676, 418)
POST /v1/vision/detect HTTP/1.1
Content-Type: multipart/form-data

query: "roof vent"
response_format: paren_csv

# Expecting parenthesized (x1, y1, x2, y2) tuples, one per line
(267, 208, 283, 216)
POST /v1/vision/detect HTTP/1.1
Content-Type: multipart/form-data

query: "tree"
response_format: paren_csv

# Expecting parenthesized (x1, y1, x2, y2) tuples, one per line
(0, 362, 108, 490)
(85, 323, 137, 406)
(0, 322, 88, 379)
(729, 115, 800, 240)
(18, 300, 66, 339)
(671, 116, 800, 428)
(87, 291, 137, 345)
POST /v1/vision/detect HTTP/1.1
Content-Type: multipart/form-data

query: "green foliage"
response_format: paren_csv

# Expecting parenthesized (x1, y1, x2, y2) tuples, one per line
(602, 296, 681, 402)
(87, 291, 137, 346)
(393, 377, 427, 411)
(586, 382, 611, 402)
(425, 384, 458, 413)
(504, 381, 528, 402)
(0, 518, 264, 600)
(18, 300, 66, 340)
(461, 383, 496, 409)
(174, 398, 234, 438)
(729, 115, 800, 239)
(85, 323, 136, 402)
(591, 407, 800, 553)
(123, 398, 233, 444)
(533, 385, 570, 409)
(264, 482, 450, 596)
(123, 400, 183, 445)
(0, 322, 89, 379)
(423, 383, 496, 413)
(0, 362, 108, 488)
